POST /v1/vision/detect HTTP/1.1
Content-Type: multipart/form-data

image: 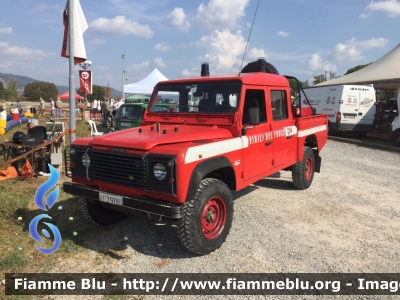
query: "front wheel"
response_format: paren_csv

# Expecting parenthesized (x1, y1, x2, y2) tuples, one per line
(292, 147, 315, 190)
(178, 178, 233, 255)
(79, 197, 126, 226)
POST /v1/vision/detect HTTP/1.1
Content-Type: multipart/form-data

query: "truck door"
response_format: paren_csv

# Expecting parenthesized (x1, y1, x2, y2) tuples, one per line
(341, 92, 359, 127)
(357, 91, 375, 125)
(269, 90, 297, 168)
(242, 89, 274, 181)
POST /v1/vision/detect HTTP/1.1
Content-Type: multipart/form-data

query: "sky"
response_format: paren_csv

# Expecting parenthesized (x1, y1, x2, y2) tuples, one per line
(0, 0, 399, 93)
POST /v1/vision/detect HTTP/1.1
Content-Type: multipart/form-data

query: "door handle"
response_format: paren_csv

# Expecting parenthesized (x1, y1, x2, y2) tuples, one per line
(286, 135, 293, 140)
(358, 112, 362, 116)
(265, 142, 272, 146)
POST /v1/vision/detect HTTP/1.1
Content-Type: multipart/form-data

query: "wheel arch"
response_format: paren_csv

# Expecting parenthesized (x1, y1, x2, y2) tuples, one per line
(185, 156, 236, 203)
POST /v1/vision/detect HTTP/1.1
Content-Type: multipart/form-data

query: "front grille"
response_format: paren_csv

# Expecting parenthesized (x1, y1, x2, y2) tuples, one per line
(91, 150, 144, 187)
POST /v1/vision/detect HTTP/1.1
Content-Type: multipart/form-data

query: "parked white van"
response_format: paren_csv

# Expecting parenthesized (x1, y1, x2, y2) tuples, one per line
(302, 85, 376, 137)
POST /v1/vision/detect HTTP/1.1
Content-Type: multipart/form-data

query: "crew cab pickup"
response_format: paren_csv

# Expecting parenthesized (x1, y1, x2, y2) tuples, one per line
(64, 59, 328, 255)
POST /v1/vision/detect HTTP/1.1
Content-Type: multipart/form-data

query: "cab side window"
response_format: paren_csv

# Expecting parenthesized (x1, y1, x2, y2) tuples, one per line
(271, 90, 288, 120)
(242, 89, 266, 124)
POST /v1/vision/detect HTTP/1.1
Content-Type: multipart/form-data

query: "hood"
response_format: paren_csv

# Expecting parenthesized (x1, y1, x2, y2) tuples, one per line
(91, 124, 233, 150)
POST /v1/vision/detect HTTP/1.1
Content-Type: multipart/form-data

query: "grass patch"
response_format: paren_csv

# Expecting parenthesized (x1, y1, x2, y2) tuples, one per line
(0, 118, 95, 275)
(0, 175, 102, 274)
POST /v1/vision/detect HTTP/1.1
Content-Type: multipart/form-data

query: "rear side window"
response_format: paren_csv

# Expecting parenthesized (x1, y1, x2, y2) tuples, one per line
(271, 90, 288, 120)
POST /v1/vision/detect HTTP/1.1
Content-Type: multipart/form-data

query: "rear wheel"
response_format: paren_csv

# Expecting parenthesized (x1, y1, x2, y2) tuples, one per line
(178, 178, 233, 255)
(292, 147, 315, 190)
(79, 197, 126, 226)
(392, 129, 400, 147)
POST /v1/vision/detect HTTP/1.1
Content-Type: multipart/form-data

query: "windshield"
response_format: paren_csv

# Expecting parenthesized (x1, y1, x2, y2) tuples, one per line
(115, 105, 143, 120)
(149, 81, 241, 114)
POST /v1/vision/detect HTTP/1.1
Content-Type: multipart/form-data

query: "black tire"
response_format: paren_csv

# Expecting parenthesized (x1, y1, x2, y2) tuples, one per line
(79, 197, 126, 226)
(241, 60, 279, 74)
(178, 178, 234, 255)
(292, 147, 315, 190)
(392, 129, 400, 147)
(354, 131, 368, 138)
(328, 122, 334, 135)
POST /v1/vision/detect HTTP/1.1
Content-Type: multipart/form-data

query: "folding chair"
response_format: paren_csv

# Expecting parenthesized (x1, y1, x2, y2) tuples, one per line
(88, 120, 104, 136)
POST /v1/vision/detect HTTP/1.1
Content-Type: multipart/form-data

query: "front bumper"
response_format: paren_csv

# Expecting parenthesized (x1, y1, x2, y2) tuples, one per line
(63, 182, 183, 218)
(332, 122, 376, 132)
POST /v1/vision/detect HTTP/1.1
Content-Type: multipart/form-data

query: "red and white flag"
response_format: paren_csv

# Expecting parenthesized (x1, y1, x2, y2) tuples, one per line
(79, 70, 92, 94)
(61, 0, 88, 64)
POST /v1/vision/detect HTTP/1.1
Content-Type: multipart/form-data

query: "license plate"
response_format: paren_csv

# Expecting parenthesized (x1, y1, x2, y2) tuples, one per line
(121, 122, 131, 127)
(99, 192, 123, 206)
(344, 115, 356, 119)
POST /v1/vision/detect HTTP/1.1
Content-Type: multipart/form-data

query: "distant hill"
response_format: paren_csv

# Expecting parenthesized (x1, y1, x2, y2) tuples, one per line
(0, 72, 122, 97)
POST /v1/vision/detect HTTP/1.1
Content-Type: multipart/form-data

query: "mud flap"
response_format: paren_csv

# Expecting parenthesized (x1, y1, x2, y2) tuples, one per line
(313, 149, 321, 173)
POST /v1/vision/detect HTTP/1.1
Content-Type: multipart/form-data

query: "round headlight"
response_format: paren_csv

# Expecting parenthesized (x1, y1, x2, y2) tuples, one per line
(81, 153, 90, 167)
(70, 148, 76, 155)
(153, 163, 167, 180)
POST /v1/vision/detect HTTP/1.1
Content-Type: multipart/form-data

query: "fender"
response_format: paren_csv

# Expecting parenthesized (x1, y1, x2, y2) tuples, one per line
(185, 156, 235, 202)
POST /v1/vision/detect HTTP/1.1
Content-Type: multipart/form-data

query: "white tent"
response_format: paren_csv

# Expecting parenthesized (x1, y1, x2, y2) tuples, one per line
(314, 43, 400, 113)
(124, 68, 168, 95)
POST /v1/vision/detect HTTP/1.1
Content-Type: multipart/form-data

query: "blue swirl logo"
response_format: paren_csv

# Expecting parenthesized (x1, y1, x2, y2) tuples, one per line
(29, 165, 62, 254)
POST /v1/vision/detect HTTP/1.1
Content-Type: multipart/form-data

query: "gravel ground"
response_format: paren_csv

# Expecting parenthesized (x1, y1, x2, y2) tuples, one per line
(45, 139, 400, 299)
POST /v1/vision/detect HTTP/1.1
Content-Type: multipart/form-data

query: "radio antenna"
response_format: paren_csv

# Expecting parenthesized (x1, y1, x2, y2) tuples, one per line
(239, 0, 261, 75)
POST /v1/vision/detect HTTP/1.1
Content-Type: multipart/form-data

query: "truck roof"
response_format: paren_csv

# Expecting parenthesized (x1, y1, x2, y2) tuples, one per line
(158, 72, 289, 88)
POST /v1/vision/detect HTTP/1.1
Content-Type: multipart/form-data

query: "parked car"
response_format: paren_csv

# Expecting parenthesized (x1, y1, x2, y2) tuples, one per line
(114, 103, 147, 130)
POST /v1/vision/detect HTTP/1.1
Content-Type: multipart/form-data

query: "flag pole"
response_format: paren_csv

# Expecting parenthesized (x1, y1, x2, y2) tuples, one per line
(68, 0, 76, 144)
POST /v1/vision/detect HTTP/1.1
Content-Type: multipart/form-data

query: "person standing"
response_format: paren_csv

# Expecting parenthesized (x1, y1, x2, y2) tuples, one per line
(38, 97, 45, 118)
(16, 99, 22, 115)
(50, 98, 55, 117)
(97, 99, 102, 120)
(1, 100, 6, 112)
(56, 98, 63, 118)
(112, 98, 122, 116)
(100, 99, 108, 127)
(91, 98, 98, 120)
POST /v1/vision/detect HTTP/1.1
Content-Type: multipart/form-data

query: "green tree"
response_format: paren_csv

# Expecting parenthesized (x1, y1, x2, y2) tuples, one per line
(303, 80, 310, 88)
(329, 72, 336, 80)
(77, 84, 106, 102)
(0, 81, 5, 99)
(288, 79, 305, 97)
(312, 74, 326, 85)
(4, 79, 19, 102)
(344, 63, 372, 75)
(23, 82, 58, 101)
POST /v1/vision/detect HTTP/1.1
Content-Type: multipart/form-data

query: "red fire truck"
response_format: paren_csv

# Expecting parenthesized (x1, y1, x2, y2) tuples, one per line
(64, 59, 328, 254)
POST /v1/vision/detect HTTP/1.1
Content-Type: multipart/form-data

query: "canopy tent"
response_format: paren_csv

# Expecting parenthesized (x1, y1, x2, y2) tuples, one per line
(58, 91, 84, 101)
(314, 43, 400, 112)
(124, 68, 168, 95)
